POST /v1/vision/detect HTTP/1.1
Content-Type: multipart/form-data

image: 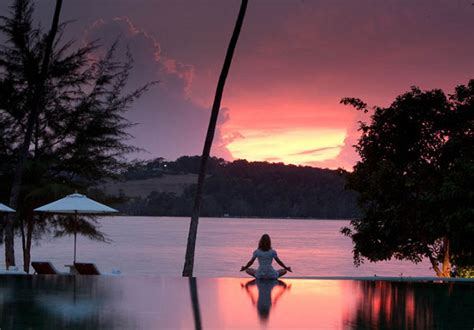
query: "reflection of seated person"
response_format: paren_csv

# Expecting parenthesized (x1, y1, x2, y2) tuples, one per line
(241, 279, 291, 322)
(240, 234, 292, 279)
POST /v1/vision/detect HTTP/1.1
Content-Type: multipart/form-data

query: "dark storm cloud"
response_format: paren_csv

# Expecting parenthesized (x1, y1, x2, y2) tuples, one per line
(83, 17, 212, 159)
(81, 16, 232, 160)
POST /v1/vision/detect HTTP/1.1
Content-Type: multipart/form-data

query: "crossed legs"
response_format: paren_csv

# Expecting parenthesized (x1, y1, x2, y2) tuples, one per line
(277, 269, 288, 277)
(245, 268, 287, 278)
(245, 268, 257, 277)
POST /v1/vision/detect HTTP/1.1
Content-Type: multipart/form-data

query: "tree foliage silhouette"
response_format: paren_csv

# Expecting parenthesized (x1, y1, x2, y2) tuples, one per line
(120, 157, 358, 219)
(1, 0, 63, 269)
(0, 0, 153, 271)
(342, 81, 474, 277)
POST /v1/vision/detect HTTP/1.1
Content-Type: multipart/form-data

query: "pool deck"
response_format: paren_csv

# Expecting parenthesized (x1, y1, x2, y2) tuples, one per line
(1, 275, 473, 329)
(290, 275, 474, 282)
(2, 270, 474, 282)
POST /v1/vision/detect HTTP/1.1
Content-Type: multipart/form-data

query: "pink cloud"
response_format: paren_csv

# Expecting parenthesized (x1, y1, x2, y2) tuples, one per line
(81, 16, 232, 160)
(55, 0, 474, 169)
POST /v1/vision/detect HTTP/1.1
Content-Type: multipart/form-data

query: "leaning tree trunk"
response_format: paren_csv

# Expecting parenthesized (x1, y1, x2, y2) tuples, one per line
(182, 0, 248, 277)
(4, 0, 63, 269)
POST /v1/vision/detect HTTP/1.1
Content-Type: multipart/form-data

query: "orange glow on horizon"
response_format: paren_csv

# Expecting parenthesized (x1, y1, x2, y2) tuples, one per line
(225, 128, 346, 166)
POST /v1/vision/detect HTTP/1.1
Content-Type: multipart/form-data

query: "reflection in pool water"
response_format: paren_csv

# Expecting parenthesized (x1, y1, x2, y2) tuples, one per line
(0, 276, 473, 329)
(188, 277, 202, 330)
(344, 280, 473, 329)
(241, 279, 291, 322)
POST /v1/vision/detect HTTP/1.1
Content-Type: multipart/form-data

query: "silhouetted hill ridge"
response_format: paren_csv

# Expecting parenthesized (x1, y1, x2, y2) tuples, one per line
(103, 156, 359, 219)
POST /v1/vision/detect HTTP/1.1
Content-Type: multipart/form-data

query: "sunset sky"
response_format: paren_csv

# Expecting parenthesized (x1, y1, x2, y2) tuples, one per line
(3, 0, 474, 169)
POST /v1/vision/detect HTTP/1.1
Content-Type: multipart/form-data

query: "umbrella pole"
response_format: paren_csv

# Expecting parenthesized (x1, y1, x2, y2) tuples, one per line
(74, 212, 77, 264)
(74, 231, 77, 263)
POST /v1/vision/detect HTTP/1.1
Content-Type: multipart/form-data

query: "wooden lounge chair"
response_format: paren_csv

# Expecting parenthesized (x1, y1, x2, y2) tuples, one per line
(74, 262, 101, 275)
(31, 261, 60, 275)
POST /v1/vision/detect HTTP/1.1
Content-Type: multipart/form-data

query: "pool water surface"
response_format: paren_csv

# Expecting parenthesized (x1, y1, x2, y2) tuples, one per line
(0, 275, 473, 329)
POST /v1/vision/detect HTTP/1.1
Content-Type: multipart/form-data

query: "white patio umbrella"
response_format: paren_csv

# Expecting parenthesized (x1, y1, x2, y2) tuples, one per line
(0, 203, 15, 213)
(34, 193, 118, 263)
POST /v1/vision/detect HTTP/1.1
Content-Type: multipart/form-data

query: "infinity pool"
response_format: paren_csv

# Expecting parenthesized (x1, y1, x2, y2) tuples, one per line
(0, 276, 473, 329)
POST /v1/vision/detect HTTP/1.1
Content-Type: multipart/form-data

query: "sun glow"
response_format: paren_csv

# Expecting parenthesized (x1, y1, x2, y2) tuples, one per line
(225, 128, 346, 165)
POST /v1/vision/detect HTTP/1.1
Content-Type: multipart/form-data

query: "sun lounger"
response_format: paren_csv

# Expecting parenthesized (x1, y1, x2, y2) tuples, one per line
(73, 262, 101, 275)
(31, 261, 61, 275)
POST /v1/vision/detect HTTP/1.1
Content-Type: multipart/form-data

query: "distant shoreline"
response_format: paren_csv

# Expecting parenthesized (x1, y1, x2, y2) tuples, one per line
(105, 215, 351, 221)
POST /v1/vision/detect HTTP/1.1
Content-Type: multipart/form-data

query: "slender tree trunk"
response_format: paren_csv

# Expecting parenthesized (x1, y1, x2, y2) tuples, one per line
(4, 0, 63, 269)
(20, 215, 26, 271)
(182, 0, 248, 277)
(22, 213, 34, 273)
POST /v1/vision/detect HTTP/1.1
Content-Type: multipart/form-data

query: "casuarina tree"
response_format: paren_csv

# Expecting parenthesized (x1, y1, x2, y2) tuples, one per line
(0, 0, 154, 271)
(341, 81, 474, 277)
(1, 0, 63, 269)
(182, 0, 248, 277)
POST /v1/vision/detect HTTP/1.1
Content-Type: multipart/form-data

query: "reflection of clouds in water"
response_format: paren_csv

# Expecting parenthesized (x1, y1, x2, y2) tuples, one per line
(242, 279, 291, 323)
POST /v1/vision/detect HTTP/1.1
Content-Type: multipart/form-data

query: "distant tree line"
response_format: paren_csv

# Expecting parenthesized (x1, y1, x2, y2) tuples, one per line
(116, 156, 360, 219)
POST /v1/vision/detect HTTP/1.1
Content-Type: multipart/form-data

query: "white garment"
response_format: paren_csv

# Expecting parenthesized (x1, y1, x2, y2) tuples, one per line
(253, 249, 279, 279)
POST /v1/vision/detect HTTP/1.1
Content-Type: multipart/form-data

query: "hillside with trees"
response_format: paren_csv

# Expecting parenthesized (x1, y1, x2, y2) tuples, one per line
(100, 156, 360, 219)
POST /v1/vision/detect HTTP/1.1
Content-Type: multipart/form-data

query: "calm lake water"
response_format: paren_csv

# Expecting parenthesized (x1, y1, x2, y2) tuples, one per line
(4, 217, 433, 276)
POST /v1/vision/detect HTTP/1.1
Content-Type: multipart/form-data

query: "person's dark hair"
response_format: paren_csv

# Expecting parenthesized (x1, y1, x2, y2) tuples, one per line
(258, 234, 272, 251)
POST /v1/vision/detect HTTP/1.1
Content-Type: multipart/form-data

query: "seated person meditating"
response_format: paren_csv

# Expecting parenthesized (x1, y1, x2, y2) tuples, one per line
(240, 234, 292, 279)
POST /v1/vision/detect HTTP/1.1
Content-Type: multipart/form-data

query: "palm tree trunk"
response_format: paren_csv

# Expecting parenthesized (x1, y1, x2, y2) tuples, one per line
(4, 0, 63, 269)
(182, 0, 248, 277)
